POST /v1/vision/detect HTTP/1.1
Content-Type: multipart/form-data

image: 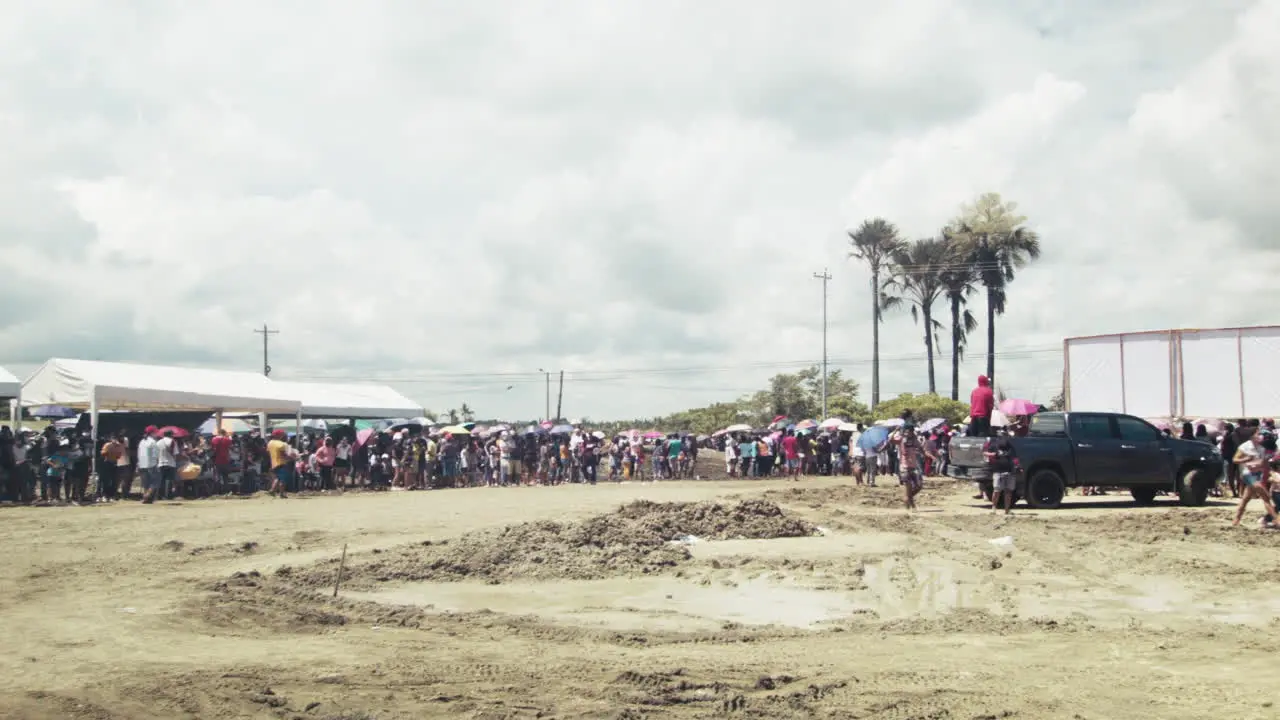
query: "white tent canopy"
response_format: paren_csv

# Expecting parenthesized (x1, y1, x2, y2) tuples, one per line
(270, 380, 424, 419)
(21, 358, 302, 413)
(0, 366, 18, 398)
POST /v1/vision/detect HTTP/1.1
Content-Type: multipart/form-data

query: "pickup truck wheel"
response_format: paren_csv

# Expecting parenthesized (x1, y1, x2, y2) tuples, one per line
(1178, 469, 1210, 507)
(1026, 470, 1064, 510)
(1130, 487, 1158, 506)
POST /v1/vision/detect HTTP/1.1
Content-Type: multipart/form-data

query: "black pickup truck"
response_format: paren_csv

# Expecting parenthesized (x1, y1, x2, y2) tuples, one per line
(946, 411, 1223, 509)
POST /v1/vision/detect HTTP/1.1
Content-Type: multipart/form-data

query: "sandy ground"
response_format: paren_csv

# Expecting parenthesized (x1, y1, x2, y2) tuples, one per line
(2, 464, 1279, 720)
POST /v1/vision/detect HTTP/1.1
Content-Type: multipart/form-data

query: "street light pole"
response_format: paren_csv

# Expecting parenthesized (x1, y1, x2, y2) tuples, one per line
(812, 269, 831, 419)
(537, 368, 550, 420)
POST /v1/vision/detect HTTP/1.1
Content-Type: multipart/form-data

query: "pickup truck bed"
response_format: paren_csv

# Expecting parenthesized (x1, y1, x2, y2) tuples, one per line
(946, 411, 1223, 509)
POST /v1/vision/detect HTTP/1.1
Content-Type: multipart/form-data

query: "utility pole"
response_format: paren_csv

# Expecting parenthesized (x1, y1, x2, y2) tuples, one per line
(254, 324, 279, 376)
(812, 269, 831, 419)
(555, 370, 564, 422)
(537, 368, 550, 420)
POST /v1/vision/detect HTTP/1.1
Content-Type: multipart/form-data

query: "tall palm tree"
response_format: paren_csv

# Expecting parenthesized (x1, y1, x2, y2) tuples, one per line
(847, 218, 907, 407)
(881, 237, 949, 394)
(938, 230, 980, 401)
(956, 224, 1042, 382)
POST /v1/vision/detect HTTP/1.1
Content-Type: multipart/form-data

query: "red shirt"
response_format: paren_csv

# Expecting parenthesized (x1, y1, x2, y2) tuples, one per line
(211, 435, 232, 466)
(781, 435, 799, 460)
(969, 385, 994, 418)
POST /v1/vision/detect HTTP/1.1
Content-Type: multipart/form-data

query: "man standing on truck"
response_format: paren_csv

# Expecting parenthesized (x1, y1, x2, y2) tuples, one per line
(984, 429, 1016, 514)
(968, 375, 995, 437)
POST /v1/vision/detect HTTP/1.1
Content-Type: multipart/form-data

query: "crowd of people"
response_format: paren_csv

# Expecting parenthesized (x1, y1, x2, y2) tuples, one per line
(0, 421, 714, 505)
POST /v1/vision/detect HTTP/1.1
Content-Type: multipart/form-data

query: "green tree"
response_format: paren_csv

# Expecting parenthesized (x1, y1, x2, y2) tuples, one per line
(881, 237, 949, 394)
(873, 392, 970, 425)
(446, 408, 460, 424)
(459, 403, 475, 422)
(1048, 389, 1065, 411)
(952, 192, 1042, 383)
(848, 218, 907, 408)
(937, 230, 980, 402)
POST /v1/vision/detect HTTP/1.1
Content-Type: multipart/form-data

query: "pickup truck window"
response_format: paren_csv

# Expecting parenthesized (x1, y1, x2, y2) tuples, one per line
(1115, 416, 1160, 442)
(1029, 413, 1066, 435)
(1069, 414, 1115, 440)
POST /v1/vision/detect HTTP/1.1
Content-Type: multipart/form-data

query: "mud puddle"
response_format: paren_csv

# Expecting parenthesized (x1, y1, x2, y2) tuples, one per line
(688, 531, 911, 561)
(345, 575, 861, 631)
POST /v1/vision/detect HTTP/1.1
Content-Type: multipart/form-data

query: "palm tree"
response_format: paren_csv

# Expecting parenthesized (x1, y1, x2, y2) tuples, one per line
(937, 230, 980, 401)
(459, 403, 475, 422)
(881, 237, 949, 394)
(956, 224, 1041, 382)
(847, 218, 907, 407)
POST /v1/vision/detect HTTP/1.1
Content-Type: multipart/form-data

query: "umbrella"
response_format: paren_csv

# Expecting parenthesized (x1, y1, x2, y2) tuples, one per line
(1192, 418, 1224, 432)
(157, 426, 190, 438)
(523, 425, 547, 436)
(29, 405, 75, 419)
(642, 430, 664, 440)
(876, 418, 905, 428)
(197, 417, 254, 435)
(990, 410, 1012, 427)
(724, 423, 752, 433)
(769, 418, 792, 430)
(857, 426, 891, 451)
(818, 418, 844, 429)
(795, 419, 818, 430)
(711, 428, 728, 437)
(411, 416, 433, 426)
(919, 418, 947, 432)
(440, 425, 472, 435)
(461, 421, 477, 430)
(540, 420, 554, 429)
(998, 398, 1039, 416)
(53, 416, 81, 430)
(1152, 420, 1172, 431)
(591, 430, 605, 439)
(772, 414, 788, 424)
(549, 424, 574, 435)
(355, 428, 376, 448)
(837, 422, 859, 432)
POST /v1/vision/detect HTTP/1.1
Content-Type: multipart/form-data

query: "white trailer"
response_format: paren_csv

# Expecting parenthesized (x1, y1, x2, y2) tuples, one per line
(1063, 326, 1280, 419)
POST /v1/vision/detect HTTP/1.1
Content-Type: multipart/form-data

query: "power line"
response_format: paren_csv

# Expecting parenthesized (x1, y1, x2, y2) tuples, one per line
(276, 344, 1062, 384)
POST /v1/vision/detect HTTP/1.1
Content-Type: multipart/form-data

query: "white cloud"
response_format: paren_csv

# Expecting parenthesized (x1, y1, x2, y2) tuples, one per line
(1, 0, 1278, 419)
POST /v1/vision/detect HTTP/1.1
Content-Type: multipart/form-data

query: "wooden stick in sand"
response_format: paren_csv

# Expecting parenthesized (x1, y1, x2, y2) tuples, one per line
(333, 543, 348, 598)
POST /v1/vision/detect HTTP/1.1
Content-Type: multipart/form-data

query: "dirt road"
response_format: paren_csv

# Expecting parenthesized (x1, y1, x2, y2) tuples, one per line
(1, 475, 1277, 719)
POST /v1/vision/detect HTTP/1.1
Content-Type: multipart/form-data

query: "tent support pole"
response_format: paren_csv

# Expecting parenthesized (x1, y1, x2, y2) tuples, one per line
(89, 396, 99, 489)
(214, 410, 223, 434)
(295, 409, 302, 449)
(8, 398, 16, 431)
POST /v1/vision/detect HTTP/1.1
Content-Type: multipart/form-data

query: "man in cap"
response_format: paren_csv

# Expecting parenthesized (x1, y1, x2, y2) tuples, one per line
(266, 429, 294, 497)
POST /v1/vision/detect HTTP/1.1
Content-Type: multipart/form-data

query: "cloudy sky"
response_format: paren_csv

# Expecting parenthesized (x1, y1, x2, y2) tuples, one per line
(2, 0, 1277, 421)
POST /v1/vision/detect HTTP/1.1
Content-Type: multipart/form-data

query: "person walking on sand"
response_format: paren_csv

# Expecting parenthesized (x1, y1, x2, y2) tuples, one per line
(267, 429, 294, 498)
(1232, 427, 1279, 527)
(984, 428, 1017, 514)
(895, 411, 932, 511)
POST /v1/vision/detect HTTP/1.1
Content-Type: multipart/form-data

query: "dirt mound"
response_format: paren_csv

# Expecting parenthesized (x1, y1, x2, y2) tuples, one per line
(765, 483, 939, 510)
(305, 499, 815, 586)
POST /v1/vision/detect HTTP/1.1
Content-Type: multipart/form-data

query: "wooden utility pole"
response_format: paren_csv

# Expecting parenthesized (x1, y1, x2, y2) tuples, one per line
(254, 324, 279, 376)
(555, 370, 564, 422)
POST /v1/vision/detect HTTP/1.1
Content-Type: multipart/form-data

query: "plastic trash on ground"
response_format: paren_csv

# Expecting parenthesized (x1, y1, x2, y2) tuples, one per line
(988, 536, 1014, 547)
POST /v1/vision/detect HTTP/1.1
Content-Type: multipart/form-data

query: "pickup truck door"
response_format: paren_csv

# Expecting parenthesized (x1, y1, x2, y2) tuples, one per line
(1113, 415, 1173, 486)
(1067, 413, 1121, 485)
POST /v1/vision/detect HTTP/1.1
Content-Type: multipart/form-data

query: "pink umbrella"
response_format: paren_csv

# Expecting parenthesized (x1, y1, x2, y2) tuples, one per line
(1153, 420, 1172, 431)
(642, 430, 664, 440)
(795, 419, 818, 430)
(1192, 418, 1224, 432)
(355, 428, 375, 448)
(998, 398, 1039, 416)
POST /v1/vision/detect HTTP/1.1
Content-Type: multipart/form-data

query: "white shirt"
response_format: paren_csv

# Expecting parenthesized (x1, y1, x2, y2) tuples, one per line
(156, 437, 177, 467)
(336, 443, 350, 460)
(137, 436, 159, 469)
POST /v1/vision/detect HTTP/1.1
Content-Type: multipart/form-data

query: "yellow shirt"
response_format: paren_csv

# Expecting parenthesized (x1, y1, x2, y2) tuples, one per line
(267, 439, 291, 469)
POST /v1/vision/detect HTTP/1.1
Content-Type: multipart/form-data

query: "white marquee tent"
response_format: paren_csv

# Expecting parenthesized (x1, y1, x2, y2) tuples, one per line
(22, 358, 302, 413)
(0, 366, 18, 399)
(270, 381, 423, 419)
(1, 366, 19, 429)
